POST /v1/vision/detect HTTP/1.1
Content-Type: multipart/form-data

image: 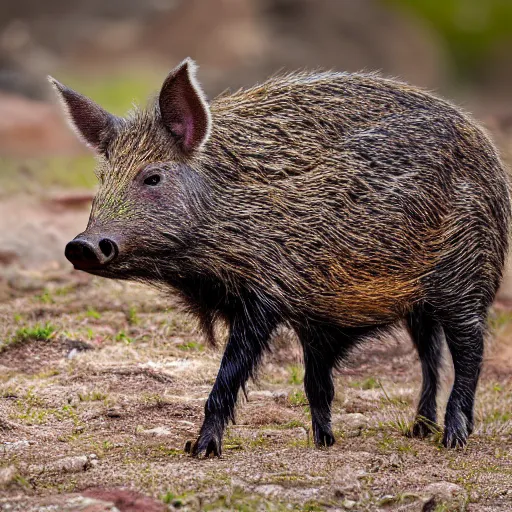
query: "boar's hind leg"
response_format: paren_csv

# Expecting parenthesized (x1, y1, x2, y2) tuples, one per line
(441, 318, 484, 449)
(406, 306, 444, 437)
(297, 323, 371, 448)
(187, 306, 278, 458)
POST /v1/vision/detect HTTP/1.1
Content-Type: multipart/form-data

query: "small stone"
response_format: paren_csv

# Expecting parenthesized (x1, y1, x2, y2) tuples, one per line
(139, 426, 172, 437)
(105, 407, 122, 418)
(342, 499, 357, 509)
(272, 391, 288, 401)
(177, 420, 195, 427)
(423, 481, 467, 503)
(50, 455, 90, 474)
(254, 484, 285, 497)
(61, 455, 90, 473)
(248, 390, 274, 400)
(389, 453, 401, 468)
(68, 348, 79, 359)
(333, 464, 365, 494)
(0, 465, 17, 488)
(334, 413, 369, 437)
(1, 440, 30, 453)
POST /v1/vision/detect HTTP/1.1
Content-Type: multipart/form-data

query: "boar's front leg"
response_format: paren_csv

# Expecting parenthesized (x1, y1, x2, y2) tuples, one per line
(186, 305, 278, 457)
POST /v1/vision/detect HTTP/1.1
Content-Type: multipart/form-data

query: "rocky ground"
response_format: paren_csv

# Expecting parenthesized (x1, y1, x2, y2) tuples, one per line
(0, 197, 511, 512)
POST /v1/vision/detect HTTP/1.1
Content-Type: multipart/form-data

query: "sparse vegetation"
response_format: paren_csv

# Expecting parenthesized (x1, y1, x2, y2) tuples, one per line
(127, 306, 139, 325)
(114, 330, 134, 344)
(349, 376, 379, 390)
(85, 307, 101, 320)
(176, 340, 204, 352)
(16, 323, 56, 342)
(288, 389, 309, 407)
(1, 278, 511, 509)
(1, 323, 57, 352)
(78, 390, 108, 402)
(287, 364, 304, 385)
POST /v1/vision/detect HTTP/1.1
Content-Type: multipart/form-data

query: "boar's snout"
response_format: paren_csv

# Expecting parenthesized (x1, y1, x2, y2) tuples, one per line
(65, 234, 118, 270)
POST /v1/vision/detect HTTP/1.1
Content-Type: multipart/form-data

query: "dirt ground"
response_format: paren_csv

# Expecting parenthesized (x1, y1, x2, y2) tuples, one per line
(0, 198, 511, 512)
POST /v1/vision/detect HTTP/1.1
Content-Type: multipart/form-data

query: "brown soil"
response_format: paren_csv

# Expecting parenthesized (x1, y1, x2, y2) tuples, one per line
(0, 197, 511, 512)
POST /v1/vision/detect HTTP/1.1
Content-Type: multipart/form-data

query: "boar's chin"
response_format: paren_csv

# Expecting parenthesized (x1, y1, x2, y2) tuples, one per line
(79, 262, 167, 284)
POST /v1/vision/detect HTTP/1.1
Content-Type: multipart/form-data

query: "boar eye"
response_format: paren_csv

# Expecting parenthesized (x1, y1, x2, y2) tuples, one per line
(144, 174, 161, 186)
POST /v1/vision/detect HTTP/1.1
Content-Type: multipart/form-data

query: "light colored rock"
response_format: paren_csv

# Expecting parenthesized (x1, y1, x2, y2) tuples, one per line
(388, 453, 401, 468)
(248, 390, 274, 400)
(61, 495, 119, 511)
(423, 481, 467, 501)
(254, 484, 285, 498)
(28, 455, 94, 474)
(139, 426, 173, 437)
(333, 464, 366, 493)
(51, 455, 90, 473)
(0, 465, 17, 488)
(1, 440, 30, 453)
(352, 389, 382, 402)
(334, 413, 369, 437)
(68, 348, 79, 359)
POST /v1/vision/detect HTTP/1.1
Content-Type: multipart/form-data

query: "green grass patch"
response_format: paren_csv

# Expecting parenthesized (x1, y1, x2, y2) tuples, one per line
(15, 323, 55, 342)
(114, 331, 134, 344)
(176, 340, 204, 352)
(127, 306, 139, 325)
(78, 390, 108, 402)
(85, 307, 101, 320)
(1, 322, 57, 352)
(287, 364, 304, 385)
(161, 491, 191, 507)
(36, 290, 54, 304)
(349, 376, 380, 390)
(288, 390, 308, 407)
(488, 309, 512, 333)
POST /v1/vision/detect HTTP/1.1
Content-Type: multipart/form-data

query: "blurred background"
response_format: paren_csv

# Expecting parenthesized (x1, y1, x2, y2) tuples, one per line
(2, 0, 512, 293)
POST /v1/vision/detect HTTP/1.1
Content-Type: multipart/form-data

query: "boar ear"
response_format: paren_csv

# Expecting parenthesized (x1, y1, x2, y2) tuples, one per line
(159, 58, 212, 155)
(48, 76, 119, 154)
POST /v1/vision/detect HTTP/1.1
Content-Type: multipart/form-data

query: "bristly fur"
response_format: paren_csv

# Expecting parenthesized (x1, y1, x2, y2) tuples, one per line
(56, 64, 511, 456)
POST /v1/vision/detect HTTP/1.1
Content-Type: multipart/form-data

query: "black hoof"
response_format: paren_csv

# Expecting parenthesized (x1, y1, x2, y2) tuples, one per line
(442, 413, 469, 449)
(408, 416, 440, 438)
(314, 426, 336, 448)
(185, 433, 222, 458)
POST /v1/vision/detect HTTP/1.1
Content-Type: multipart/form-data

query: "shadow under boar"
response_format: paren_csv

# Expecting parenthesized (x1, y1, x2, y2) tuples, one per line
(50, 58, 511, 456)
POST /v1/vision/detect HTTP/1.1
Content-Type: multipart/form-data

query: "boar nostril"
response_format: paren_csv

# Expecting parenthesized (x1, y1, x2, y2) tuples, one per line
(81, 245, 97, 261)
(99, 239, 116, 260)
